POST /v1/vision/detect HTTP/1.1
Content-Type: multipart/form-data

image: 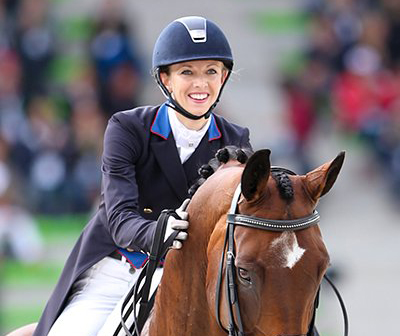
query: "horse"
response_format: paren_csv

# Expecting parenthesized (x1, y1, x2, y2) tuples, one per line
(6, 148, 345, 336)
(143, 148, 345, 336)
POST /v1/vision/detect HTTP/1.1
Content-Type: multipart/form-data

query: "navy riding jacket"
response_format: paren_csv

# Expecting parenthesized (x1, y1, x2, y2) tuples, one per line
(33, 103, 251, 336)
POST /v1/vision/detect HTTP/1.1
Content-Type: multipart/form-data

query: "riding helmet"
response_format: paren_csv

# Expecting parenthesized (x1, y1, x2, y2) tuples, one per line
(152, 16, 233, 120)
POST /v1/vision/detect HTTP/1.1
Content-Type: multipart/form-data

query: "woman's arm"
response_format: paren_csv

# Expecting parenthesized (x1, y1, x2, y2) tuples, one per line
(101, 116, 156, 253)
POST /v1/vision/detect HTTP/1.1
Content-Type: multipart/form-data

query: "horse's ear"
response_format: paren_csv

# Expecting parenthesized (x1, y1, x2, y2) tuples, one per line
(305, 151, 345, 200)
(241, 149, 271, 201)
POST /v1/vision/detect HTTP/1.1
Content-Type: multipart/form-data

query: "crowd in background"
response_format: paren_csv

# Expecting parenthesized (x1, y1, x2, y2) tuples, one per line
(0, 0, 145, 216)
(0, 0, 145, 261)
(282, 0, 400, 201)
(1, 0, 400, 262)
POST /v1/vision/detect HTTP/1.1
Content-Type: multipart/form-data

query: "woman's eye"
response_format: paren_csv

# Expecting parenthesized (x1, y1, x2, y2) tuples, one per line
(181, 70, 192, 75)
(207, 69, 217, 74)
(238, 268, 251, 283)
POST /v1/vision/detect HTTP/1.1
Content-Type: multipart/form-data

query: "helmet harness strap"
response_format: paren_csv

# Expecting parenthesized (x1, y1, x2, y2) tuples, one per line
(155, 68, 232, 120)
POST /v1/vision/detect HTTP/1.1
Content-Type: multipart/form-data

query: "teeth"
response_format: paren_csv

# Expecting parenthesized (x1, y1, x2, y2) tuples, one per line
(190, 93, 208, 100)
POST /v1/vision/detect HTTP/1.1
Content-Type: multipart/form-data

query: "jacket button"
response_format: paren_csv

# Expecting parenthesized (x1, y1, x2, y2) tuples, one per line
(143, 208, 153, 214)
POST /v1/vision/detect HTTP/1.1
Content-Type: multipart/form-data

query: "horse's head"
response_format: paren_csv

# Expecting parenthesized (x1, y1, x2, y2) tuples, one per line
(204, 149, 345, 336)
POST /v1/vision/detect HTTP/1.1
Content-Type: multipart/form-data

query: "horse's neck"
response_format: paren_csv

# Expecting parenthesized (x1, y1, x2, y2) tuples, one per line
(148, 169, 241, 336)
(148, 205, 229, 335)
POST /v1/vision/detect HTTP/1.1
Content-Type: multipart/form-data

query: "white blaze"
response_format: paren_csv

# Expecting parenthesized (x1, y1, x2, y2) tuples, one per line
(271, 231, 305, 269)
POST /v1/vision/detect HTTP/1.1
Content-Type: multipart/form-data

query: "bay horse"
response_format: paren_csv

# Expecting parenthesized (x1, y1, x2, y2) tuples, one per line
(6, 149, 345, 336)
(143, 148, 345, 336)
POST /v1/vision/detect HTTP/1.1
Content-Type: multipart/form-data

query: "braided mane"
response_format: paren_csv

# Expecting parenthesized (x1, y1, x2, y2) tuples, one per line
(188, 146, 295, 203)
(271, 171, 294, 202)
(188, 146, 253, 197)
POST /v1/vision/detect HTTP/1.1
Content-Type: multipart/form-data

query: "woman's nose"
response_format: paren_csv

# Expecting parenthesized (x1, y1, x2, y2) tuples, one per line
(192, 75, 208, 88)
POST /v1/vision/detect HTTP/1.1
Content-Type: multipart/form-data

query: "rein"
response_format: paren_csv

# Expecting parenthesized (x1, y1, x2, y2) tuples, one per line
(114, 209, 180, 336)
(215, 182, 349, 336)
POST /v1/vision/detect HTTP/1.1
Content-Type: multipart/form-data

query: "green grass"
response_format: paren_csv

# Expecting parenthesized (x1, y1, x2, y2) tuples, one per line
(2, 214, 86, 286)
(1, 306, 43, 334)
(35, 214, 87, 242)
(2, 261, 63, 287)
(1, 214, 88, 333)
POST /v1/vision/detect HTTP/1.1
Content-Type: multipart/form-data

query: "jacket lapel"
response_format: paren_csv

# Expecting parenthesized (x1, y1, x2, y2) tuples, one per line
(151, 134, 188, 201)
(150, 105, 222, 200)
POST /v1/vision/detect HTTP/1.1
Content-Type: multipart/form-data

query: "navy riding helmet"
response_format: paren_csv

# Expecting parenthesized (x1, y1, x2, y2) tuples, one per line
(152, 16, 233, 120)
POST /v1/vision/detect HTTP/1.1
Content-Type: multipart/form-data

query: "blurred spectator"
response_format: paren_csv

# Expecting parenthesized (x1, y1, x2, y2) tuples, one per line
(21, 95, 70, 213)
(383, 0, 400, 69)
(281, 77, 316, 173)
(0, 1, 15, 51)
(332, 44, 392, 132)
(305, 12, 341, 72)
(63, 95, 105, 212)
(14, 0, 55, 100)
(1, 0, 22, 40)
(0, 135, 44, 263)
(386, 100, 400, 200)
(89, 0, 144, 116)
(0, 49, 26, 147)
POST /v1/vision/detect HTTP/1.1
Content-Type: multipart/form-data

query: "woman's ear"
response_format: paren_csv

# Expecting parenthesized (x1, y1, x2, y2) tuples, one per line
(159, 72, 171, 92)
(221, 68, 229, 84)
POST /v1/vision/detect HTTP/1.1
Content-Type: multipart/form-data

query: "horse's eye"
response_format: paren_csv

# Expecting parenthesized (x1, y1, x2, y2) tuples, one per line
(238, 267, 251, 284)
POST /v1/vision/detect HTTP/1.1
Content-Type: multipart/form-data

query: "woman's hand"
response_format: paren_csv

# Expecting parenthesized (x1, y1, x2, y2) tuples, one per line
(165, 199, 190, 249)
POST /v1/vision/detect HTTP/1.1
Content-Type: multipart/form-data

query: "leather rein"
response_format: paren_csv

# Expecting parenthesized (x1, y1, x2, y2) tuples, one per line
(215, 169, 349, 336)
(114, 209, 180, 336)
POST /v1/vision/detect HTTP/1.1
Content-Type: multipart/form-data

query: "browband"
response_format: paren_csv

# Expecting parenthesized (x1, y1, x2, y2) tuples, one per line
(228, 183, 319, 232)
(227, 211, 320, 231)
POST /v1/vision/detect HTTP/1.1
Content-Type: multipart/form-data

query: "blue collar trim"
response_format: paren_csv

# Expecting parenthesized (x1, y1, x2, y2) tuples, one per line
(208, 114, 221, 141)
(150, 102, 222, 141)
(150, 103, 171, 140)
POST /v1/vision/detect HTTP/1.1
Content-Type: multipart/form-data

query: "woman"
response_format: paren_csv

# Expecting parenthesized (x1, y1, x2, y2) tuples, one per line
(13, 16, 251, 336)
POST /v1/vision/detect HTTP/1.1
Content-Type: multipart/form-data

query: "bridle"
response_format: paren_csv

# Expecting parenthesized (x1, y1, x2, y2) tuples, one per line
(214, 167, 349, 336)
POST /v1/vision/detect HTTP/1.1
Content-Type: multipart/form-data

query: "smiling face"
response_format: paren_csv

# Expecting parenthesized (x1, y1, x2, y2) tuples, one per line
(160, 60, 228, 119)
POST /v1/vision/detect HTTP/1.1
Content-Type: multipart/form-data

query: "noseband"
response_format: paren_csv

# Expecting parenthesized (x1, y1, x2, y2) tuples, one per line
(215, 168, 348, 336)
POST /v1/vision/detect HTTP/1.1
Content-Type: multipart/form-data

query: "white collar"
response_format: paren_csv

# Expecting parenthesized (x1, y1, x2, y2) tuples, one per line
(167, 107, 211, 162)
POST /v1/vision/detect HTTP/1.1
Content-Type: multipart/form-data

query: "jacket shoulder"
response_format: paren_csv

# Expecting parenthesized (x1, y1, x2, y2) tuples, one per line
(110, 105, 160, 127)
(213, 113, 249, 135)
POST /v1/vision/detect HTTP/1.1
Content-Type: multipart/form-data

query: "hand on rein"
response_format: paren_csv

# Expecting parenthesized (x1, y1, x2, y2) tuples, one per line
(165, 198, 190, 249)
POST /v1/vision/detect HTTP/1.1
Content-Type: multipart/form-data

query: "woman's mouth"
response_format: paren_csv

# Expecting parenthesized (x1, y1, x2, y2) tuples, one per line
(189, 93, 209, 102)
